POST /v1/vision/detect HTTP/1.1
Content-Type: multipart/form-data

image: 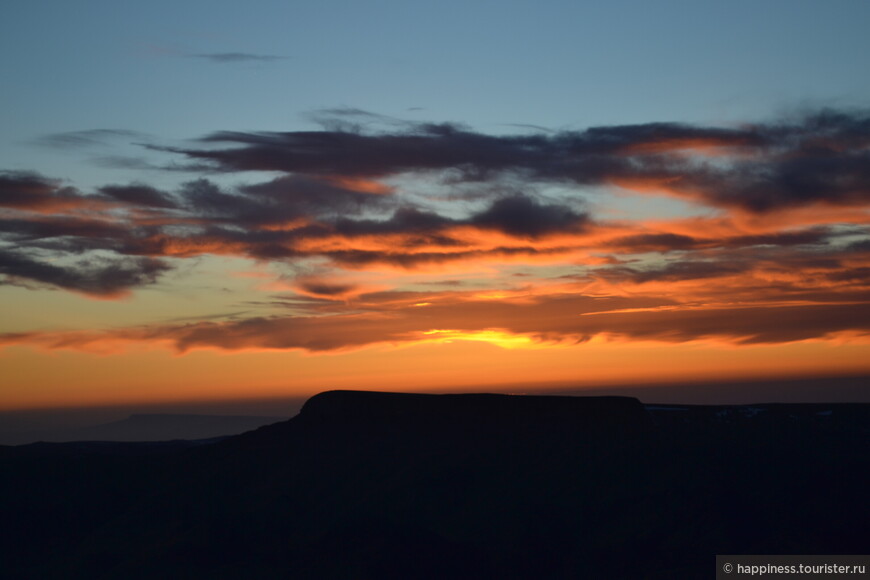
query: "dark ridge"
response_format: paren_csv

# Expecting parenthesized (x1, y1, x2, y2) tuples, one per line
(1, 390, 867, 579)
(298, 389, 649, 427)
(223, 390, 651, 454)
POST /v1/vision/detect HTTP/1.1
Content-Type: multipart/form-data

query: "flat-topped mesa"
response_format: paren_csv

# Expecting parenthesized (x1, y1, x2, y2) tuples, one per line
(298, 390, 650, 433)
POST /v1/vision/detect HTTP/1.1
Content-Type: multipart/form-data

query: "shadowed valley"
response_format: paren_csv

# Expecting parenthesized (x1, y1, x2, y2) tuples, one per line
(1, 390, 868, 579)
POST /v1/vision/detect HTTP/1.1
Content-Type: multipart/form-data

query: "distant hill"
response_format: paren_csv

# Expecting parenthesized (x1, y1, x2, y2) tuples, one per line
(0, 391, 867, 579)
(0, 413, 287, 445)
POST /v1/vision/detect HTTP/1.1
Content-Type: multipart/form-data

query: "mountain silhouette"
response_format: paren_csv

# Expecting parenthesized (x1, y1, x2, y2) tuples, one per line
(1, 390, 867, 579)
(0, 413, 288, 445)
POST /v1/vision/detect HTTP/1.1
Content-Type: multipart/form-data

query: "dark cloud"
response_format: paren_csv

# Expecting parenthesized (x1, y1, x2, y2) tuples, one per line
(617, 261, 748, 284)
(34, 129, 145, 149)
(304, 108, 411, 133)
(327, 194, 588, 241)
(825, 267, 870, 284)
(297, 281, 358, 298)
(163, 123, 553, 176)
(2, 107, 869, 303)
(604, 229, 831, 254)
(92, 156, 166, 170)
(189, 52, 285, 63)
(0, 216, 131, 244)
(724, 230, 832, 248)
(99, 184, 179, 209)
(568, 121, 767, 152)
(170, 176, 394, 228)
(568, 242, 870, 315)
(0, 171, 79, 210)
(331, 207, 454, 237)
(846, 238, 870, 253)
(470, 194, 588, 238)
(605, 233, 699, 253)
(0, 249, 168, 296)
(178, 179, 266, 222)
(0, 172, 173, 293)
(323, 245, 567, 269)
(659, 150, 870, 213)
(155, 108, 870, 213)
(578, 303, 870, 345)
(238, 175, 392, 217)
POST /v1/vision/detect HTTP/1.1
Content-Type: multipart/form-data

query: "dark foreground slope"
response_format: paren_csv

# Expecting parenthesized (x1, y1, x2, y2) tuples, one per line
(1, 391, 867, 579)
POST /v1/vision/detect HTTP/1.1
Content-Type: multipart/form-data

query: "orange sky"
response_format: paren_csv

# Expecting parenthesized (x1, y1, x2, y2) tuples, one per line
(2, 111, 870, 410)
(3, 336, 869, 410)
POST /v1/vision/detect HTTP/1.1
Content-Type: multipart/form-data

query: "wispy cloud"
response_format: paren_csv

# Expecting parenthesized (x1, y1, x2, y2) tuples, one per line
(33, 129, 146, 150)
(188, 52, 286, 63)
(2, 290, 868, 353)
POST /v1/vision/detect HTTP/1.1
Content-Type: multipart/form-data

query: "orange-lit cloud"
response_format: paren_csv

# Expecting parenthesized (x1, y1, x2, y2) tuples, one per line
(3, 283, 869, 356)
(2, 107, 868, 386)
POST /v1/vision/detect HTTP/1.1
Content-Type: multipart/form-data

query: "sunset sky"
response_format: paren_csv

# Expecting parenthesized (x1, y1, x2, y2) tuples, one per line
(2, 0, 870, 413)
